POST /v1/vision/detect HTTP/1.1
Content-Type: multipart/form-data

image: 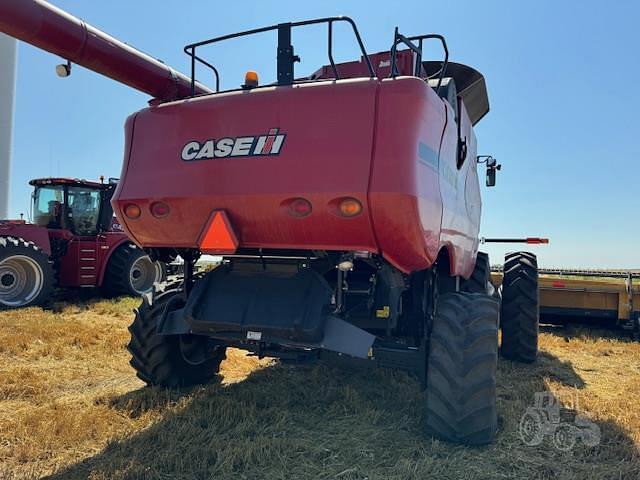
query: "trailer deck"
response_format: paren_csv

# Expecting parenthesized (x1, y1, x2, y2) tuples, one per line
(492, 269, 640, 334)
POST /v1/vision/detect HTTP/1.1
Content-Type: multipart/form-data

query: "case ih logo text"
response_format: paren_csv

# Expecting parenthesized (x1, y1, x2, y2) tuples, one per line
(181, 128, 286, 161)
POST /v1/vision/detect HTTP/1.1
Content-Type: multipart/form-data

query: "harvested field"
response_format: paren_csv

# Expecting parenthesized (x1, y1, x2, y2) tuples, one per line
(0, 298, 639, 479)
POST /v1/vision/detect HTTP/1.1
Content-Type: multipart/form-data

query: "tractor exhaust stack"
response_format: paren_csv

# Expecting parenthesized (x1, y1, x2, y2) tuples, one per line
(0, 0, 212, 102)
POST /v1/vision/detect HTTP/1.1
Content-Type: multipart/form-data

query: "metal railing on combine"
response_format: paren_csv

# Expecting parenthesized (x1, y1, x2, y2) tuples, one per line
(183, 17, 375, 96)
(389, 28, 449, 94)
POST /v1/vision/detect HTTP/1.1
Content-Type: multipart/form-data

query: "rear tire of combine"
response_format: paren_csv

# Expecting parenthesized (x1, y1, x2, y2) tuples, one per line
(500, 251, 539, 363)
(128, 287, 226, 388)
(102, 243, 166, 297)
(0, 236, 54, 309)
(425, 292, 499, 445)
(461, 252, 492, 294)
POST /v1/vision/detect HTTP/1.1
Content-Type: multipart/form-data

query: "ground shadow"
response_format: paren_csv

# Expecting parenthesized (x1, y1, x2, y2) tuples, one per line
(45, 350, 639, 480)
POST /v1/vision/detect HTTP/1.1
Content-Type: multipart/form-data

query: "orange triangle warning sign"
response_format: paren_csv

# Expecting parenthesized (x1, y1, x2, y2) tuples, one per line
(198, 211, 238, 253)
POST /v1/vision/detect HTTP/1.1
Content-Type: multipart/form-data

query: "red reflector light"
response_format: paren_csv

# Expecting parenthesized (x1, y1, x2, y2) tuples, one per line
(124, 204, 141, 219)
(288, 198, 312, 218)
(150, 201, 170, 218)
(552, 281, 566, 288)
(526, 237, 549, 244)
(337, 198, 363, 217)
(199, 211, 238, 254)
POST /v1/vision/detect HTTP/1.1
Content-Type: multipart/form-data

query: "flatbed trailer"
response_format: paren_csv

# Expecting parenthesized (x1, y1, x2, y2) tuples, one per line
(492, 269, 640, 334)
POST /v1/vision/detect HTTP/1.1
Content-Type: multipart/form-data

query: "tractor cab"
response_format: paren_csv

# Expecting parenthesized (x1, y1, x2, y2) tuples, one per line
(30, 178, 117, 236)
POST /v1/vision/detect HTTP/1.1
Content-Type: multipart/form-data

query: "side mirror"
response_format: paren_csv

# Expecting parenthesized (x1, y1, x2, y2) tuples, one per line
(486, 167, 496, 187)
(477, 155, 501, 187)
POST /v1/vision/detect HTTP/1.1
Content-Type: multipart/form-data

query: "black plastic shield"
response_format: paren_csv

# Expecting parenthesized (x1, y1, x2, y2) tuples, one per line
(182, 266, 332, 342)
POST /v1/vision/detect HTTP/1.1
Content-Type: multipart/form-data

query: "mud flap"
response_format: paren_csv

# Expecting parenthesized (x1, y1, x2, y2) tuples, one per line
(176, 266, 375, 358)
(309, 315, 375, 359)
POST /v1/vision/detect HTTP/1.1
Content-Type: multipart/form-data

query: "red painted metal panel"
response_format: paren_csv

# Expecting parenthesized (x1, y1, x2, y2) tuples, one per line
(113, 76, 480, 275)
(0, 222, 52, 256)
(368, 77, 446, 273)
(114, 78, 380, 254)
(57, 233, 128, 287)
(57, 238, 99, 287)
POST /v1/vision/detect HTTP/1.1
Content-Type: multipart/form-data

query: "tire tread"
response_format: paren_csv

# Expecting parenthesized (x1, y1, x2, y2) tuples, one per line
(500, 251, 539, 363)
(127, 287, 226, 388)
(425, 292, 499, 445)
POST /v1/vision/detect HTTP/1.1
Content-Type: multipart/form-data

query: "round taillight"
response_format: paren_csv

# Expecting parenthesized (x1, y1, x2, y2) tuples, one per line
(124, 203, 141, 219)
(337, 198, 363, 217)
(150, 201, 171, 218)
(288, 198, 312, 218)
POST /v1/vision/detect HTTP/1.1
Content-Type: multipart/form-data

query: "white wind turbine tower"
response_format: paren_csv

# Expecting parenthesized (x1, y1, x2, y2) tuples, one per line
(0, 33, 17, 219)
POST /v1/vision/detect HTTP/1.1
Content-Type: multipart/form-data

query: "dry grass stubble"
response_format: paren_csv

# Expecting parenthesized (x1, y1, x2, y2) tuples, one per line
(0, 298, 638, 479)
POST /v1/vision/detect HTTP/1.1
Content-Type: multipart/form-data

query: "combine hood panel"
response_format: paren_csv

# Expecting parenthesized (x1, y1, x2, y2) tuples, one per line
(115, 79, 379, 252)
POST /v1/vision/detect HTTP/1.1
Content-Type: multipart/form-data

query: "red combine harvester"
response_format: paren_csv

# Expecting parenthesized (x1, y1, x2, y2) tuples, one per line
(0, 178, 165, 307)
(1, 1, 540, 444)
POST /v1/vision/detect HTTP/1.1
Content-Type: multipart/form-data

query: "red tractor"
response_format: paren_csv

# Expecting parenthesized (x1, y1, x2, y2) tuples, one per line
(1, 2, 540, 445)
(0, 178, 165, 308)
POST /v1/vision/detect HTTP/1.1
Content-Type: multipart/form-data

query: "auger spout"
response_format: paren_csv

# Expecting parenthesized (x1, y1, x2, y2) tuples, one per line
(0, 0, 211, 101)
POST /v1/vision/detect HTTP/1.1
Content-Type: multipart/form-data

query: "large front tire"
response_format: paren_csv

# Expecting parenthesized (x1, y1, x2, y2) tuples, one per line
(103, 243, 166, 297)
(0, 236, 54, 308)
(500, 252, 539, 363)
(128, 287, 226, 387)
(425, 292, 499, 445)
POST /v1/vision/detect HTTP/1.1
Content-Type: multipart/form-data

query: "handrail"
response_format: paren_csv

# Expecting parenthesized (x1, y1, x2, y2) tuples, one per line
(389, 29, 449, 95)
(183, 16, 374, 95)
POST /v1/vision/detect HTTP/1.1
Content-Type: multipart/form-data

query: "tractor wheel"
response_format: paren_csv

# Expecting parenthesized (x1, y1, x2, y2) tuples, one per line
(553, 423, 578, 452)
(461, 251, 492, 294)
(0, 236, 54, 308)
(518, 409, 545, 446)
(425, 292, 499, 445)
(102, 243, 166, 297)
(128, 286, 226, 387)
(500, 251, 539, 363)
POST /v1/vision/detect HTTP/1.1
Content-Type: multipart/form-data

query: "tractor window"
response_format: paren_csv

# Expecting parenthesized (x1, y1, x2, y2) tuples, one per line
(67, 187, 101, 235)
(33, 186, 64, 228)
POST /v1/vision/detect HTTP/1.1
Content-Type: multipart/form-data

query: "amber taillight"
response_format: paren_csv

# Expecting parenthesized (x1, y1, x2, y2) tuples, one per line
(124, 204, 141, 219)
(337, 198, 363, 217)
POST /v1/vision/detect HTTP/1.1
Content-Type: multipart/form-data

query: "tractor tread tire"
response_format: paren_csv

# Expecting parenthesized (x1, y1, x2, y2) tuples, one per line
(127, 287, 225, 388)
(462, 252, 491, 294)
(500, 251, 539, 363)
(0, 236, 54, 308)
(102, 243, 165, 297)
(425, 292, 499, 445)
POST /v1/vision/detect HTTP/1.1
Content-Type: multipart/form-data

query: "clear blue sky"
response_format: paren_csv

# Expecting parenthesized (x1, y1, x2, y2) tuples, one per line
(8, 0, 640, 268)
